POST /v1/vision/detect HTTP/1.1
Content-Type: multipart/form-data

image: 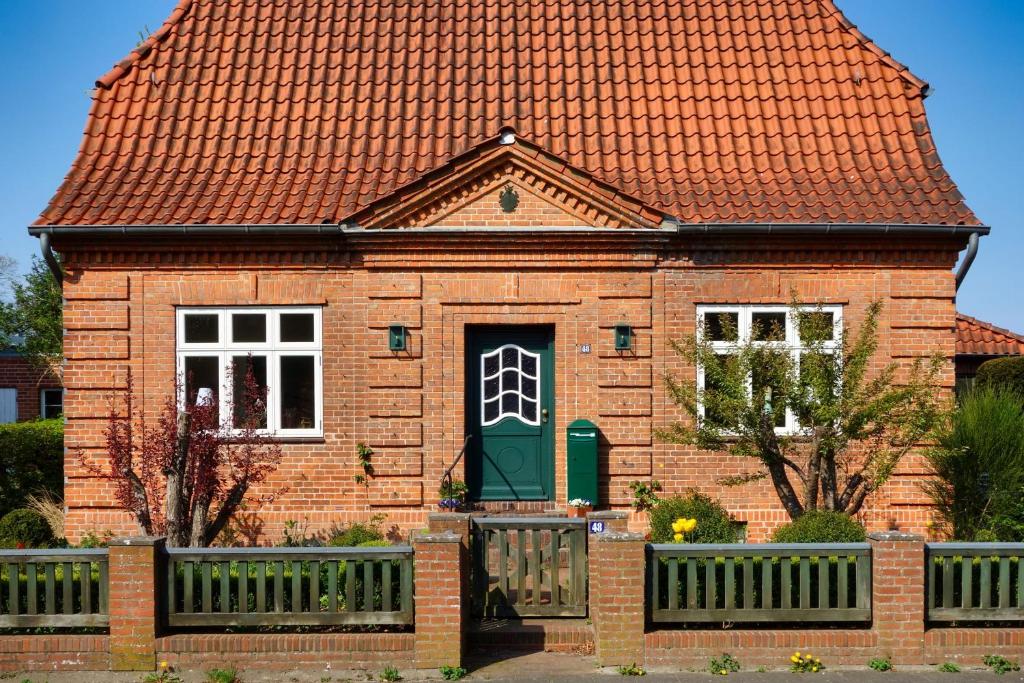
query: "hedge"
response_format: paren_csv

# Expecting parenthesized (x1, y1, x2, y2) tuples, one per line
(976, 357, 1024, 397)
(0, 418, 63, 519)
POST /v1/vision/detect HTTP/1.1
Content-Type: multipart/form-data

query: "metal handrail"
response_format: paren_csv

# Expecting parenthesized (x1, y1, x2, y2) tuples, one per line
(440, 434, 472, 502)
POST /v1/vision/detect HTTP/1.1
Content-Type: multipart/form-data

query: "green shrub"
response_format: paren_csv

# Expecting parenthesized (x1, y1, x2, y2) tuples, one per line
(983, 654, 1020, 675)
(771, 510, 865, 543)
(0, 419, 63, 519)
(649, 490, 736, 544)
(869, 656, 893, 672)
(328, 522, 385, 547)
(976, 357, 1024, 396)
(925, 386, 1024, 541)
(0, 508, 55, 548)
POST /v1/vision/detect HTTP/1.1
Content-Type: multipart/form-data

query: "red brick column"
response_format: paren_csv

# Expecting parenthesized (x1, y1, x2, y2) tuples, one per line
(586, 511, 629, 532)
(868, 531, 925, 665)
(589, 531, 646, 667)
(108, 536, 166, 671)
(413, 530, 466, 670)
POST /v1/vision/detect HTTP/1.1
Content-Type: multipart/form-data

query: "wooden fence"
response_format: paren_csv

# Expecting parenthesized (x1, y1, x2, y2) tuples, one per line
(648, 543, 871, 623)
(472, 517, 587, 618)
(0, 549, 109, 628)
(927, 543, 1024, 622)
(166, 546, 414, 627)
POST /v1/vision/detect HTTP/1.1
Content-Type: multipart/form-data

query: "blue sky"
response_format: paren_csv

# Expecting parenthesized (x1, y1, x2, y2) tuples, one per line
(0, 1, 1021, 329)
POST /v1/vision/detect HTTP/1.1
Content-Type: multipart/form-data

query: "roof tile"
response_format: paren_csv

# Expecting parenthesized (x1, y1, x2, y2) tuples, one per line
(38, 0, 979, 227)
(956, 314, 1024, 357)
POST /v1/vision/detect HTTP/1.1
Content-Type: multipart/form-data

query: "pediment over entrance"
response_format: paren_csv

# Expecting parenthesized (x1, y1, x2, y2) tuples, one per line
(352, 137, 664, 230)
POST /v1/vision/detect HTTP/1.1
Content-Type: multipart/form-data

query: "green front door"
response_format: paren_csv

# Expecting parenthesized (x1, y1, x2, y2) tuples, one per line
(466, 326, 554, 501)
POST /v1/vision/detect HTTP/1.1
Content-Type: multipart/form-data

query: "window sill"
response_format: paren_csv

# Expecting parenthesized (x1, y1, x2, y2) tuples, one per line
(224, 435, 325, 445)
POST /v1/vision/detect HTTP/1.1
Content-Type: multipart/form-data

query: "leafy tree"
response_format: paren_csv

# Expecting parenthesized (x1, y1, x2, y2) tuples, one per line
(976, 357, 1024, 397)
(659, 300, 944, 519)
(924, 386, 1024, 541)
(86, 367, 282, 547)
(0, 256, 63, 377)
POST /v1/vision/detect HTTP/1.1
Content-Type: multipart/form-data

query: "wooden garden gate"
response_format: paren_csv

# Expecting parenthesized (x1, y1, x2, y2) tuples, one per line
(471, 517, 588, 618)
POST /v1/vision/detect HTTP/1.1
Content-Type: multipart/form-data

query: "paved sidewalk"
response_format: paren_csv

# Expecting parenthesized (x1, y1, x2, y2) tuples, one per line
(5, 651, 1021, 681)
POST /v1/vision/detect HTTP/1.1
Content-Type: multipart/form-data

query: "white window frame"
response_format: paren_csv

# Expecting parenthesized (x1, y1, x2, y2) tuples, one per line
(696, 305, 842, 434)
(176, 307, 323, 437)
(40, 388, 63, 419)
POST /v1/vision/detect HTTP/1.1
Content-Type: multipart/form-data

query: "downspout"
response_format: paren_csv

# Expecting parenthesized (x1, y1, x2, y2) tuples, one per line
(954, 232, 980, 292)
(38, 232, 63, 291)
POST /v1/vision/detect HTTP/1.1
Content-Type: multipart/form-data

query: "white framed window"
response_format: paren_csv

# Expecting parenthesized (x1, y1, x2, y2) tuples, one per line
(696, 305, 842, 434)
(176, 307, 323, 437)
(40, 388, 63, 419)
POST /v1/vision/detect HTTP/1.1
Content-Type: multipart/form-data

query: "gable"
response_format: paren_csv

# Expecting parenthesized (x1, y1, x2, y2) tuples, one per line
(353, 138, 663, 231)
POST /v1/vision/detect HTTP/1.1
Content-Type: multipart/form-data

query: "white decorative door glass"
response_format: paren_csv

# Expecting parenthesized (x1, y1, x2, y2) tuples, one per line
(480, 344, 541, 426)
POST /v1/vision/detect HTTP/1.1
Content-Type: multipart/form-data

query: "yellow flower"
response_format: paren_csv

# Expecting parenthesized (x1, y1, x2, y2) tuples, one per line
(791, 655, 800, 663)
(795, 652, 801, 657)
(672, 518, 686, 533)
(673, 533, 684, 542)
(814, 658, 820, 663)
(681, 518, 697, 533)
(812, 666, 819, 672)
(720, 670, 728, 675)
(160, 661, 168, 669)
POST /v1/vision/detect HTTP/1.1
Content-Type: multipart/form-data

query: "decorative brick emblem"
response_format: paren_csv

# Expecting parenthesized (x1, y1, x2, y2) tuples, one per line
(499, 185, 519, 213)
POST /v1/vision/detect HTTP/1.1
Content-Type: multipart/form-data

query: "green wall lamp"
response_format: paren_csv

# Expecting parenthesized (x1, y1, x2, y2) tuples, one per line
(388, 324, 407, 352)
(614, 324, 633, 351)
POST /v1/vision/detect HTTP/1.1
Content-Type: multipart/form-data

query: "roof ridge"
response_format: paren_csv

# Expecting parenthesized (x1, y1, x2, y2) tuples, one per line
(95, 0, 194, 90)
(956, 313, 1024, 345)
(820, 0, 929, 96)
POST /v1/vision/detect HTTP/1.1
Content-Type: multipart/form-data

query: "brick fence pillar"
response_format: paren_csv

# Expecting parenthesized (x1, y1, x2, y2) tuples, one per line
(427, 512, 472, 545)
(108, 536, 166, 671)
(413, 530, 466, 670)
(868, 531, 926, 665)
(589, 531, 646, 668)
(586, 511, 629, 532)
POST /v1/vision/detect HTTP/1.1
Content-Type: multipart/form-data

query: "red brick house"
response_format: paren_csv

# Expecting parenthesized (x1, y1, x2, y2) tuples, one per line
(0, 349, 62, 423)
(32, 0, 987, 542)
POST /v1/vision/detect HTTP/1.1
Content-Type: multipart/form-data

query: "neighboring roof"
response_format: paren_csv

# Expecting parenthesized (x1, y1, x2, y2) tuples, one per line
(36, 0, 980, 229)
(955, 314, 1024, 357)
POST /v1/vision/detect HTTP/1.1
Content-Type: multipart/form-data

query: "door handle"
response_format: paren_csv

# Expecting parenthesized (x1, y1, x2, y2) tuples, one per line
(541, 408, 549, 423)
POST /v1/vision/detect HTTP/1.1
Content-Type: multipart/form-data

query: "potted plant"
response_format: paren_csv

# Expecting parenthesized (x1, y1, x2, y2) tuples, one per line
(567, 498, 593, 518)
(438, 479, 469, 512)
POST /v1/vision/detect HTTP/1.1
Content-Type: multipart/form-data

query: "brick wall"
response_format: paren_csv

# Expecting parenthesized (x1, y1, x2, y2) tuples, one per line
(57, 230, 960, 543)
(0, 353, 61, 421)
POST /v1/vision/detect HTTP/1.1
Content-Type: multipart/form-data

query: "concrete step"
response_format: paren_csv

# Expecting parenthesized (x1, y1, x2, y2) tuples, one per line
(468, 617, 595, 654)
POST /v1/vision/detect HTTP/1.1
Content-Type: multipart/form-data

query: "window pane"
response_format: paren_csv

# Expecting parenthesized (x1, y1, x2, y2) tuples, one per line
(703, 312, 739, 342)
(232, 313, 267, 343)
(703, 353, 737, 426)
(752, 364, 787, 428)
(799, 311, 835, 343)
(184, 356, 220, 407)
(232, 355, 268, 429)
(42, 390, 63, 419)
(280, 356, 316, 430)
(280, 313, 315, 342)
(751, 312, 786, 341)
(184, 314, 219, 343)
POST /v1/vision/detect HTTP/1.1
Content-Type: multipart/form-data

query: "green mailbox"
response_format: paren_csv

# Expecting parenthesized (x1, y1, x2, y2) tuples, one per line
(567, 419, 599, 505)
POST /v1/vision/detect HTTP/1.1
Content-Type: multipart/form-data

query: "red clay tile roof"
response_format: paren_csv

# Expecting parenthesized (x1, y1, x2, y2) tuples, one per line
(956, 314, 1024, 356)
(36, 0, 979, 228)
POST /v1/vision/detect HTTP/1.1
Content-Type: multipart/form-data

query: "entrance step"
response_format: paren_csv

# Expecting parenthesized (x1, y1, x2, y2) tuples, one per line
(469, 501, 562, 515)
(468, 618, 595, 654)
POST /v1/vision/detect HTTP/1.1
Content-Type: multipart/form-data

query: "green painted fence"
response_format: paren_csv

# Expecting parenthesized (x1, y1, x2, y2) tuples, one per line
(0, 549, 109, 628)
(648, 543, 871, 623)
(166, 546, 414, 627)
(927, 543, 1023, 622)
